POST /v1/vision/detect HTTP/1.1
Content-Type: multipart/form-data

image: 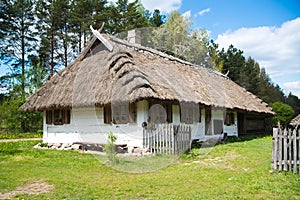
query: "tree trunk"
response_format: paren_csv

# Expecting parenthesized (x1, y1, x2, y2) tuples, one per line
(50, 27, 54, 77)
(21, 9, 25, 101)
(79, 31, 82, 52)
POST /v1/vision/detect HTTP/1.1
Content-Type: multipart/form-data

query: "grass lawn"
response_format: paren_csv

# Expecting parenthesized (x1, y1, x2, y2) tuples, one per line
(0, 135, 299, 199)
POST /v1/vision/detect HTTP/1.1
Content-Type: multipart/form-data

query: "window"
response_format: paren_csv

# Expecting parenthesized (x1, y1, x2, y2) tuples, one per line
(214, 119, 223, 134)
(180, 103, 201, 124)
(104, 104, 112, 124)
(148, 103, 172, 124)
(46, 110, 53, 124)
(46, 110, 70, 125)
(205, 108, 212, 135)
(224, 112, 235, 126)
(110, 103, 136, 124)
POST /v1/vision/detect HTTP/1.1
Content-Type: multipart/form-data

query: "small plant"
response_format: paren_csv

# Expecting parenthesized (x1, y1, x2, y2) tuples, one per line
(104, 132, 119, 164)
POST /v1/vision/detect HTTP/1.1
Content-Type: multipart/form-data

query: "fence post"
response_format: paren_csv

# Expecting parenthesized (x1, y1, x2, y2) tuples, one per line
(298, 127, 300, 175)
(272, 127, 278, 170)
(293, 128, 297, 174)
(283, 128, 288, 171)
(278, 128, 283, 171)
(288, 129, 292, 171)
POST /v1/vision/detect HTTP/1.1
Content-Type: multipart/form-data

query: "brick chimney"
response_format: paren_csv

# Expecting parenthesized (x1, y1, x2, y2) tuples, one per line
(127, 29, 141, 44)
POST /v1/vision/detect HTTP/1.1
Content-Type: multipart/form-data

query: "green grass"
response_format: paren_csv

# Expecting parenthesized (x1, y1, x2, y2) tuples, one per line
(0, 136, 300, 199)
(0, 131, 43, 139)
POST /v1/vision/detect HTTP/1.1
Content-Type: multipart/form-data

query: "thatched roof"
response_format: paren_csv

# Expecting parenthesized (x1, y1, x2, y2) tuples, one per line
(21, 34, 274, 115)
(290, 114, 300, 126)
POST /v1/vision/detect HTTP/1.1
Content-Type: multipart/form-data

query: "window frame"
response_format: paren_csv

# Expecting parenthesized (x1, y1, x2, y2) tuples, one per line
(148, 102, 172, 124)
(109, 103, 136, 125)
(224, 112, 235, 126)
(180, 103, 201, 124)
(46, 109, 71, 125)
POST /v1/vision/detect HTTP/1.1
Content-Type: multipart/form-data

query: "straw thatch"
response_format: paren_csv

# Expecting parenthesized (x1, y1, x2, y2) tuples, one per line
(290, 114, 300, 126)
(21, 34, 274, 115)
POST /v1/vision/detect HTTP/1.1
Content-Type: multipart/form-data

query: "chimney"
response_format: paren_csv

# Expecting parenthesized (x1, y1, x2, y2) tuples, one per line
(127, 29, 141, 45)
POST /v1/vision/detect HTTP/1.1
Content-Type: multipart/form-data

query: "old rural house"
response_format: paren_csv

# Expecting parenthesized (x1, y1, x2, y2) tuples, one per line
(290, 114, 300, 127)
(21, 28, 274, 147)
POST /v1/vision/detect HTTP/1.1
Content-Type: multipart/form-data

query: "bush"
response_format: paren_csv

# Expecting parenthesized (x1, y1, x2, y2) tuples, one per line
(270, 102, 294, 126)
(104, 132, 119, 164)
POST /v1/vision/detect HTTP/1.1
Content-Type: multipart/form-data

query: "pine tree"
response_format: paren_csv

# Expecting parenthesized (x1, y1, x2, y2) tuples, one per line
(36, 0, 66, 77)
(0, 0, 36, 100)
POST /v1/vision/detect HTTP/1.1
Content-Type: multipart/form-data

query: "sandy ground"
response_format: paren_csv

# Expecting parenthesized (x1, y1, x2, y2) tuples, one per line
(0, 180, 54, 199)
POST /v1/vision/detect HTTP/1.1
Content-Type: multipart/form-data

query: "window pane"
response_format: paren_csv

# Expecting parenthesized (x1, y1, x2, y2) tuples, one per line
(112, 104, 129, 124)
(214, 119, 223, 135)
(54, 110, 63, 125)
(64, 110, 70, 124)
(46, 110, 52, 125)
(104, 105, 112, 124)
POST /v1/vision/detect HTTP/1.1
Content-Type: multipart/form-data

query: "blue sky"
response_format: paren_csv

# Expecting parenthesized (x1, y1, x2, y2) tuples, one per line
(141, 0, 300, 97)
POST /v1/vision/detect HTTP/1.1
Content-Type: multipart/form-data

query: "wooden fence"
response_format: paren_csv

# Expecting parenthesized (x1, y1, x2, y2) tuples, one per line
(272, 126, 300, 174)
(143, 124, 192, 154)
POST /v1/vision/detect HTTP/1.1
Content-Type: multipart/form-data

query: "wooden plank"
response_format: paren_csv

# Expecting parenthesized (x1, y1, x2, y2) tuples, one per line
(278, 128, 282, 171)
(172, 125, 175, 154)
(289, 129, 292, 171)
(283, 128, 288, 171)
(169, 124, 171, 153)
(298, 128, 300, 175)
(90, 25, 113, 51)
(272, 128, 278, 170)
(293, 128, 297, 174)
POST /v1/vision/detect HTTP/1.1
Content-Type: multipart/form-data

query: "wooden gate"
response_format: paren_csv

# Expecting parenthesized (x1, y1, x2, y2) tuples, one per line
(143, 124, 192, 154)
(272, 125, 300, 174)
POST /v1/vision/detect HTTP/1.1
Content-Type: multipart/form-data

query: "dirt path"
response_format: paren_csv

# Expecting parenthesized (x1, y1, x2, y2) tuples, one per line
(0, 138, 42, 142)
(0, 180, 54, 199)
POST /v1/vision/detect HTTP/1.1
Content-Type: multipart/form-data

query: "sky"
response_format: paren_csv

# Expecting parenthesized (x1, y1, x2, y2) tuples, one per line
(140, 0, 300, 98)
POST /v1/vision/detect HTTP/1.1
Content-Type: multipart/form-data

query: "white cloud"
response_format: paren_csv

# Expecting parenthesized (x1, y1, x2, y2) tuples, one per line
(107, 0, 182, 13)
(182, 10, 191, 19)
(197, 8, 210, 16)
(283, 81, 300, 97)
(140, 0, 182, 13)
(216, 18, 300, 96)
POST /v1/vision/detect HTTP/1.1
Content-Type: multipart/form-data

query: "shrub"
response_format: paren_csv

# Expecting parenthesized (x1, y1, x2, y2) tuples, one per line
(104, 132, 119, 164)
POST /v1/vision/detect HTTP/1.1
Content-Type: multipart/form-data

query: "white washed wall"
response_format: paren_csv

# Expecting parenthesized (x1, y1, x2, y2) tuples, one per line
(43, 102, 239, 146)
(43, 106, 146, 147)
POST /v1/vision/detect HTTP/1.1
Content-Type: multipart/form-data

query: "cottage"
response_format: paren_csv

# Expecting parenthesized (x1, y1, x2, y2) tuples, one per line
(21, 28, 274, 147)
(290, 114, 300, 127)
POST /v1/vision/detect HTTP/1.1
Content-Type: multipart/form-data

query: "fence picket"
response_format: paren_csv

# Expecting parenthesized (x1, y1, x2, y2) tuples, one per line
(272, 128, 278, 169)
(293, 129, 297, 174)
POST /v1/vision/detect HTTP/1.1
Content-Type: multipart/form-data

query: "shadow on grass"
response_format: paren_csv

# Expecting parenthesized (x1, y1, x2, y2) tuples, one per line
(191, 132, 272, 149)
(93, 153, 178, 174)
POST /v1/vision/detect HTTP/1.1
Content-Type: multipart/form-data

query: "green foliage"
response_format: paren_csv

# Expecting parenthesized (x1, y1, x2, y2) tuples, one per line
(152, 11, 210, 66)
(1, 0, 165, 133)
(286, 92, 300, 117)
(270, 101, 294, 126)
(0, 97, 42, 133)
(218, 44, 289, 105)
(104, 132, 119, 164)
